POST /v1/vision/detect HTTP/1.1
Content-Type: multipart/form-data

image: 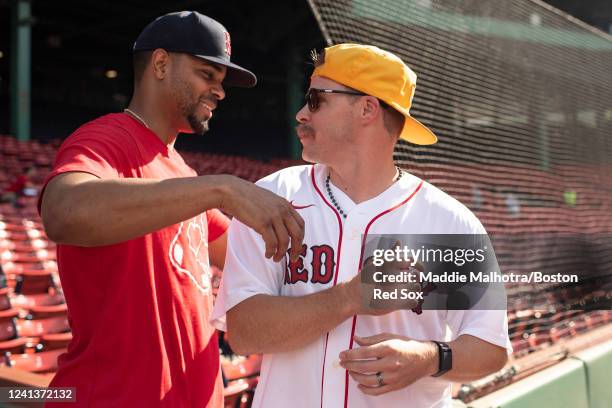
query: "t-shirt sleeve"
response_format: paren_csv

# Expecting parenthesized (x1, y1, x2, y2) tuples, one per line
(210, 218, 285, 331)
(206, 209, 230, 243)
(37, 126, 130, 213)
(446, 309, 513, 355)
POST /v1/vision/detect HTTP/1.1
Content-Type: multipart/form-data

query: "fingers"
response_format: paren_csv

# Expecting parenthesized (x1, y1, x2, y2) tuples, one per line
(349, 369, 401, 385)
(290, 207, 305, 232)
(249, 192, 304, 262)
(285, 211, 305, 262)
(357, 383, 395, 396)
(339, 343, 390, 361)
(340, 356, 391, 374)
(350, 370, 402, 396)
(269, 207, 304, 262)
(354, 371, 419, 396)
(271, 218, 290, 262)
(260, 226, 278, 260)
(349, 371, 382, 387)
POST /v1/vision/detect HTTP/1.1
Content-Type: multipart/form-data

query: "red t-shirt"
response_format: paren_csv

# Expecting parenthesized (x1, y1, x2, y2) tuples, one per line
(39, 113, 229, 407)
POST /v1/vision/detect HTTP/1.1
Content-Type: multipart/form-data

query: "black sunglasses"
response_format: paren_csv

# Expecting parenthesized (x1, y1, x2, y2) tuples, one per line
(305, 88, 392, 113)
(305, 88, 366, 112)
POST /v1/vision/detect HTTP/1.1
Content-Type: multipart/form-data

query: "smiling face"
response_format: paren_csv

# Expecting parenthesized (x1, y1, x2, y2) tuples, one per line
(295, 76, 360, 164)
(168, 53, 227, 135)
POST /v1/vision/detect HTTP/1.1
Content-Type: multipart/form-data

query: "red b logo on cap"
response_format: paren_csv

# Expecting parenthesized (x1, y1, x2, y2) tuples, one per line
(224, 31, 231, 57)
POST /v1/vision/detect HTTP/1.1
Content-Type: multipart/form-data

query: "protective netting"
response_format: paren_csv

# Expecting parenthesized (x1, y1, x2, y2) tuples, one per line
(307, 0, 612, 367)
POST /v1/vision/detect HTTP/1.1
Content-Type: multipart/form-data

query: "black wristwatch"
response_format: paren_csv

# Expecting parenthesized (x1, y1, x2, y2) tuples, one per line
(431, 341, 452, 377)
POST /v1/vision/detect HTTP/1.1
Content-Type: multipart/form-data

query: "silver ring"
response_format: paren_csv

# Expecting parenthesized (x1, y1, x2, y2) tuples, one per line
(376, 371, 385, 387)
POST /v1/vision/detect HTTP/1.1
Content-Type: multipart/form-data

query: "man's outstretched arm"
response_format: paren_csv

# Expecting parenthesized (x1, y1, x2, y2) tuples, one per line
(41, 172, 304, 262)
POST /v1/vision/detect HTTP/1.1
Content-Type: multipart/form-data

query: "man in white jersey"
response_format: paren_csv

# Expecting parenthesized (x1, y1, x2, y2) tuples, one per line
(212, 43, 511, 407)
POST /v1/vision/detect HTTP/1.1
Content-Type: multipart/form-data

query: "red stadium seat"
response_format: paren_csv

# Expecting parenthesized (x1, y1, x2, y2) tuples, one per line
(0, 308, 20, 341)
(1, 249, 55, 263)
(0, 287, 12, 311)
(222, 354, 262, 382)
(0, 221, 28, 233)
(223, 380, 249, 408)
(0, 337, 32, 354)
(2, 348, 66, 373)
(40, 332, 72, 351)
(12, 293, 65, 309)
(28, 303, 68, 319)
(17, 316, 70, 337)
(14, 269, 59, 295)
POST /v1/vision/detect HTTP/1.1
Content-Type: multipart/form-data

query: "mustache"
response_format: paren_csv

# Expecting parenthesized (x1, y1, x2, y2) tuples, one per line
(296, 124, 315, 135)
(198, 96, 218, 110)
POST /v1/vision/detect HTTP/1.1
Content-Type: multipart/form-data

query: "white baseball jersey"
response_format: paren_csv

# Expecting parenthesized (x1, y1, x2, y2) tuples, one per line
(212, 164, 512, 408)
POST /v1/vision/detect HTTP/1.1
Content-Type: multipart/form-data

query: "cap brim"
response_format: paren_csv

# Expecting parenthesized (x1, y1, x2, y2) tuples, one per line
(400, 116, 438, 145)
(194, 55, 257, 88)
(389, 101, 437, 145)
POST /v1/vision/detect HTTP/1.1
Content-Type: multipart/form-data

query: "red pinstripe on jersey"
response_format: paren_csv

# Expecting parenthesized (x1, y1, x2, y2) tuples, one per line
(344, 180, 423, 408)
(310, 166, 345, 408)
(311, 165, 423, 407)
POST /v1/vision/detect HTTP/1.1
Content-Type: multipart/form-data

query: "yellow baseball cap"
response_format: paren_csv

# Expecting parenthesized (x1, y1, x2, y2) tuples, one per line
(312, 43, 437, 145)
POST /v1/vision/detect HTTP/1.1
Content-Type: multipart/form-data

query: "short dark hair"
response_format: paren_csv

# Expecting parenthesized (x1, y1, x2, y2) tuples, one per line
(133, 51, 153, 84)
(381, 103, 405, 138)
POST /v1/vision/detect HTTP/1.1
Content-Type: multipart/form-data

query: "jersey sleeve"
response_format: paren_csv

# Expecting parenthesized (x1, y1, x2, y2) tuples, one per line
(444, 203, 512, 353)
(37, 126, 131, 213)
(210, 218, 285, 331)
(206, 209, 230, 242)
(446, 309, 513, 354)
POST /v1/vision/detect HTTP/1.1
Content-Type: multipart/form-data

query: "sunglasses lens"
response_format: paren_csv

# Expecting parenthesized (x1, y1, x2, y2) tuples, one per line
(306, 90, 318, 111)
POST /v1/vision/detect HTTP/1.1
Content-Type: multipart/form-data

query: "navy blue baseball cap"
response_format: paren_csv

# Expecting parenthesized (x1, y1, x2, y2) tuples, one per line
(133, 11, 257, 88)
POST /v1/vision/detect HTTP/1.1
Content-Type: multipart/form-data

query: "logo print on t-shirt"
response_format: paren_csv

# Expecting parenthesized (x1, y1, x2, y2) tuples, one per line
(168, 213, 212, 294)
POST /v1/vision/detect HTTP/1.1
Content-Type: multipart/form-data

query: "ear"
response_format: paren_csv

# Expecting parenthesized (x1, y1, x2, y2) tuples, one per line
(360, 96, 383, 124)
(151, 48, 170, 80)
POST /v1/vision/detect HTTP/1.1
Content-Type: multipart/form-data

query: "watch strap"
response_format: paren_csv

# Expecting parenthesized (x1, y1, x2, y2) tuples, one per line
(431, 341, 452, 377)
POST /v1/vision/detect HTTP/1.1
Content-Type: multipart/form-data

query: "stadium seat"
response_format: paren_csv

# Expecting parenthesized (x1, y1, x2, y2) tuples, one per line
(0, 287, 12, 311)
(17, 316, 70, 337)
(28, 303, 68, 319)
(0, 308, 20, 341)
(39, 332, 72, 351)
(12, 292, 65, 309)
(13, 269, 59, 295)
(222, 355, 262, 382)
(223, 380, 249, 408)
(1, 348, 66, 374)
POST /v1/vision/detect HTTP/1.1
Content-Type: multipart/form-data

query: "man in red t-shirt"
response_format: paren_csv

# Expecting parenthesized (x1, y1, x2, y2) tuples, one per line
(38, 11, 304, 408)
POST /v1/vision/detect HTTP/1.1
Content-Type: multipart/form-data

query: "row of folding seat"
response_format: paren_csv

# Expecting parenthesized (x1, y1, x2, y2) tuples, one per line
(510, 310, 611, 358)
(0, 252, 68, 374)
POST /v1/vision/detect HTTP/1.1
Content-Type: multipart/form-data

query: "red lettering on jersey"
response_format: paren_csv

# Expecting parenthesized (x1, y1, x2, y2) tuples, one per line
(310, 245, 335, 284)
(285, 244, 308, 284)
